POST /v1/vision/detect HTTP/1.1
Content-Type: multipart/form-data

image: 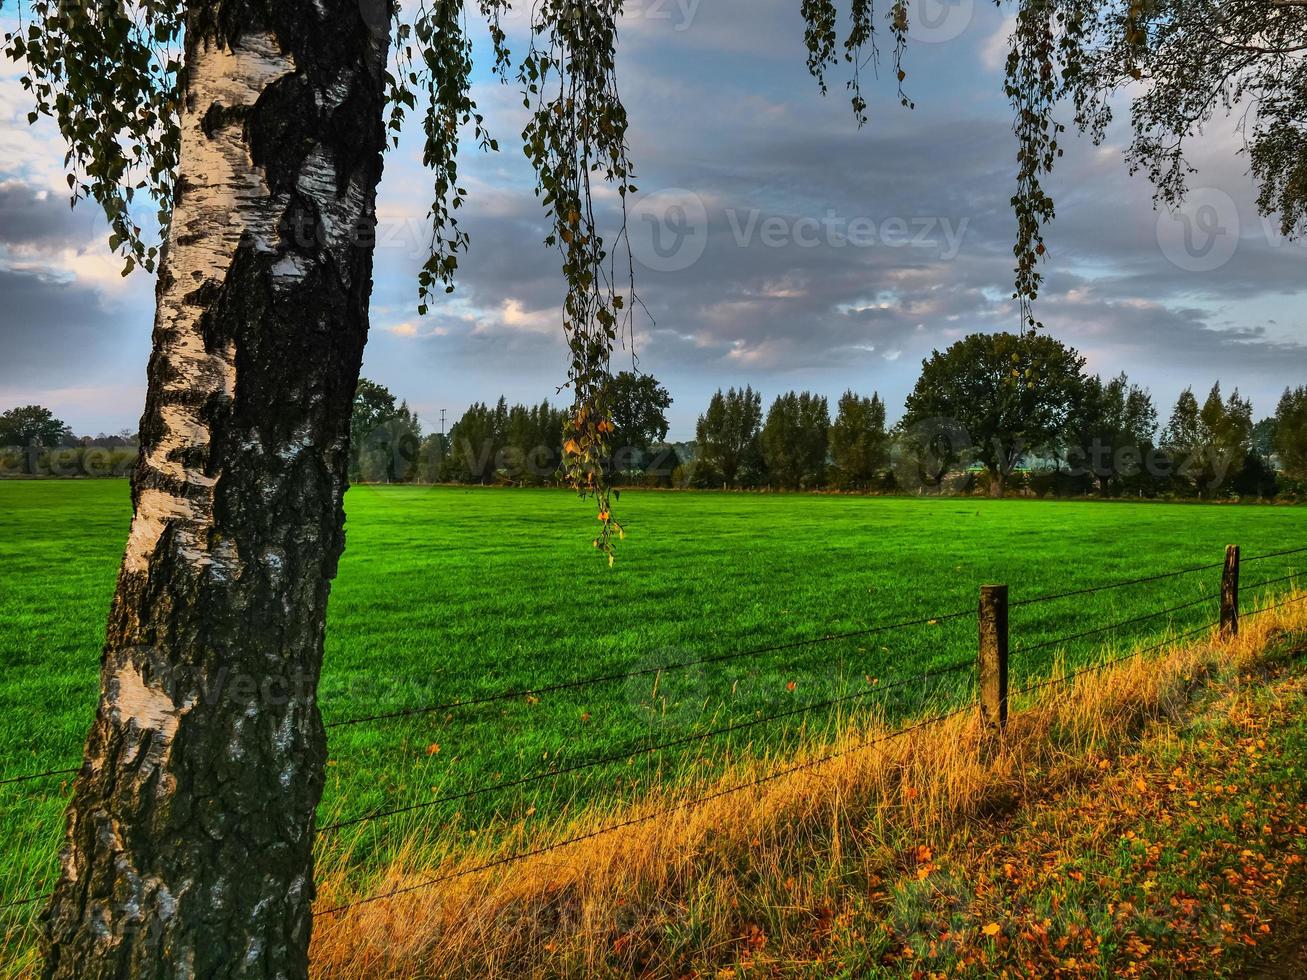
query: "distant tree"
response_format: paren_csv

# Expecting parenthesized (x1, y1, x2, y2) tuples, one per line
(695, 386, 763, 488)
(1233, 451, 1279, 499)
(1162, 388, 1201, 456)
(438, 397, 567, 485)
(529, 400, 567, 483)
(350, 380, 422, 483)
(1166, 384, 1254, 497)
(418, 432, 449, 483)
(761, 391, 830, 490)
(358, 401, 422, 483)
(1251, 417, 1278, 461)
(0, 404, 72, 448)
(503, 402, 537, 481)
(604, 371, 672, 478)
(1203, 383, 1253, 497)
(0, 405, 73, 475)
(1066, 373, 1158, 495)
(445, 401, 503, 484)
(350, 379, 398, 480)
(828, 391, 888, 490)
(1274, 386, 1307, 481)
(902, 333, 1085, 496)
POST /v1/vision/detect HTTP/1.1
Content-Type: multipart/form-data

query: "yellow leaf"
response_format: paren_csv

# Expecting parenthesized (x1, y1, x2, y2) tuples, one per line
(983, 922, 1001, 937)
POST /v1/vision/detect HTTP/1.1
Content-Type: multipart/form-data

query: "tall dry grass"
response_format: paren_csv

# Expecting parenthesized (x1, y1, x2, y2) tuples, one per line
(309, 594, 1307, 978)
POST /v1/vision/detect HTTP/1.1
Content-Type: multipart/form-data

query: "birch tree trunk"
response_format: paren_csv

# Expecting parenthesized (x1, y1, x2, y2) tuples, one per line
(43, 2, 389, 976)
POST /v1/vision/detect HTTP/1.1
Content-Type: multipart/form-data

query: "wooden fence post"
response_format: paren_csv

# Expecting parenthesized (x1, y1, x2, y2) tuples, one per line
(1221, 545, 1240, 637)
(979, 584, 1009, 734)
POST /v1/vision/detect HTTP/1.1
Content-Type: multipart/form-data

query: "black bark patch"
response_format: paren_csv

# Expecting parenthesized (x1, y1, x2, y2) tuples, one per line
(200, 101, 247, 137)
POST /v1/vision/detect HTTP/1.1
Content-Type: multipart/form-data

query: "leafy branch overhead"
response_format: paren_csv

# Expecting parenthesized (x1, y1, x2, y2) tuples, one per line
(388, 0, 642, 562)
(4, 0, 185, 276)
(6, 0, 639, 561)
(799, 0, 1307, 330)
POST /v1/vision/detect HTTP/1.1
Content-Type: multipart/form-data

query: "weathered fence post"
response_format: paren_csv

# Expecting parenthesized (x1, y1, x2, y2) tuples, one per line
(979, 584, 1009, 735)
(1221, 545, 1240, 637)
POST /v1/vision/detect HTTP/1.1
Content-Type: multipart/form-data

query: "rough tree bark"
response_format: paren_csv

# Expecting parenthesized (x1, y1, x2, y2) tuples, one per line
(42, 2, 388, 976)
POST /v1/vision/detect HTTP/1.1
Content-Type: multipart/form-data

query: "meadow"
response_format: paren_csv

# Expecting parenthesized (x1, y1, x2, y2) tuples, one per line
(1, 480, 1304, 955)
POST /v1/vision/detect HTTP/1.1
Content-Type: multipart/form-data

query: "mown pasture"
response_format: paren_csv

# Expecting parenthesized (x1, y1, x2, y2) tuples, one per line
(1, 480, 1303, 947)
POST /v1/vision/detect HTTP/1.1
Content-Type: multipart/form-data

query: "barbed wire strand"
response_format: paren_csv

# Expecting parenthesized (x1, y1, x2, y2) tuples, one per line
(1007, 559, 1224, 608)
(1015, 585, 1307, 702)
(1241, 544, 1307, 565)
(1006, 546, 1304, 611)
(1243, 592, 1307, 620)
(315, 700, 975, 918)
(0, 766, 78, 788)
(1244, 569, 1304, 593)
(1013, 590, 1221, 656)
(1012, 619, 1220, 699)
(318, 658, 974, 834)
(323, 607, 976, 730)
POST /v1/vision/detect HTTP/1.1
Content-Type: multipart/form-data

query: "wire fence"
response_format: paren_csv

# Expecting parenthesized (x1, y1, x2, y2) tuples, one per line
(2, 543, 1305, 919)
(314, 701, 980, 918)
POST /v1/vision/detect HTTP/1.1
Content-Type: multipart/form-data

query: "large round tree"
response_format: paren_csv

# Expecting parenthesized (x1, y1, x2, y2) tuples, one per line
(901, 332, 1086, 495)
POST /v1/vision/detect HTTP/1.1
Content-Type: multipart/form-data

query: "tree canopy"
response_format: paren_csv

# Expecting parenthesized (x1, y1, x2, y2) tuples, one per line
(760, 391, 830, 490)
(1068, 373, 1158, 495)
(1163, 383, 1255, 497)
(902, 332, 1086, 493)
(829, 390, 889, 490)
(0, 404, 71, 448)
(695, 387, 763, 489)
(796, 0, 1307, 328)
(1275, 387, 1307, 481)
(604, 371, 673, 471)
(350, 379, 422, 483)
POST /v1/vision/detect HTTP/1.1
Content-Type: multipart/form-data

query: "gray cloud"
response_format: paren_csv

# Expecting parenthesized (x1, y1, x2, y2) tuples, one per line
(0, 179, 102, 250)
(0, 268, 128, 383)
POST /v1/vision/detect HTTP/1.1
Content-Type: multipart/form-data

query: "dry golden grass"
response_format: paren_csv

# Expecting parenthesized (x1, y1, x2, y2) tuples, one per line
(308, 593, 1307, 978)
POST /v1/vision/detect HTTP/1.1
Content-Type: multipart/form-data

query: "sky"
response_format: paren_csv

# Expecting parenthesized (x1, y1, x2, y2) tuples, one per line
(1, 1, 1305, 440)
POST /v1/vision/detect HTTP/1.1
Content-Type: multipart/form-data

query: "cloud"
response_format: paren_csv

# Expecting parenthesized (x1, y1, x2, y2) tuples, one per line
(0, 180, 98, 248)
(0, 268, 150, 387)
(981, 15, 1015, 72)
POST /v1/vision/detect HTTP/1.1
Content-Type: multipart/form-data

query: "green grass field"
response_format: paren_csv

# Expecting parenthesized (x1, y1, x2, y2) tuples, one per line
(1, 480, 1304, 938)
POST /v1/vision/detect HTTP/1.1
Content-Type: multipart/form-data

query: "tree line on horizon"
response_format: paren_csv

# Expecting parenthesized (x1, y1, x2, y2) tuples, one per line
(331, 332, 1307, 500)
(5, 332, 1307, 499)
